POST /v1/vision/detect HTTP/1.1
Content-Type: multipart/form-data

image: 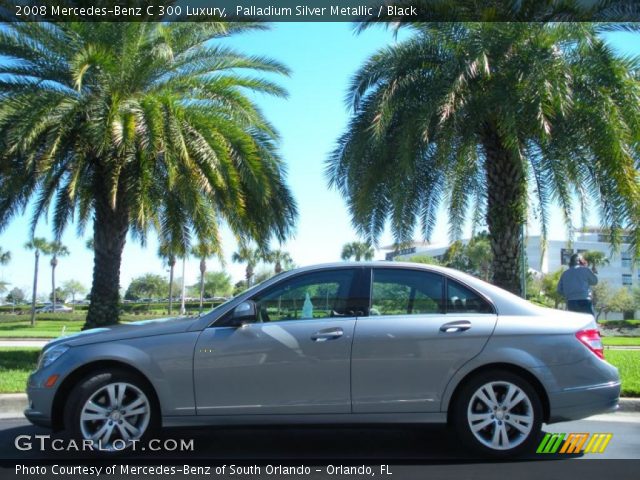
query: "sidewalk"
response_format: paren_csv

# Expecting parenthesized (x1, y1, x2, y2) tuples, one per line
(0, 339, 50, 348)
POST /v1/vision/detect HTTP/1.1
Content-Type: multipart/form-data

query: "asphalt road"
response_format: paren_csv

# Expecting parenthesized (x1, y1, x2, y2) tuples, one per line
(0, 412, 638, 461)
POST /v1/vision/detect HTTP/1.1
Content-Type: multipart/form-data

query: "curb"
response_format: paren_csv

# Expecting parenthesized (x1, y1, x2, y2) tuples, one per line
(0, 394, 638, 420)
(0, 393, 27, 419)
(618, 398, 640, 412)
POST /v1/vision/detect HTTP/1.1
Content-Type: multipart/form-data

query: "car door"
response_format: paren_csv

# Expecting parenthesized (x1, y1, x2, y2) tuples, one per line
(351, 267, 497, 413)
(194, 267, 367, 415)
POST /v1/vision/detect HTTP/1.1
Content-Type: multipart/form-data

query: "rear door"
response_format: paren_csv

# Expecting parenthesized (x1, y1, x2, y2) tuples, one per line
(351, 267, 497, 413)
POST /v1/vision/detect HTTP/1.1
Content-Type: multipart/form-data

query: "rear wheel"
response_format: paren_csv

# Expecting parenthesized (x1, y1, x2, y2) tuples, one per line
(451, 370, 542, 457)
(64, 369, 158, 452)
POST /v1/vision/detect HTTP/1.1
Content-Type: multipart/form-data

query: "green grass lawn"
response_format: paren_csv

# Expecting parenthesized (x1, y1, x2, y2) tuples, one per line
(1, 347, 639, 396)
(606, 350, 640, 397)
(602, 337, 640, 346)
(0, 313, 171, 338)
(0, 347, 39, 393)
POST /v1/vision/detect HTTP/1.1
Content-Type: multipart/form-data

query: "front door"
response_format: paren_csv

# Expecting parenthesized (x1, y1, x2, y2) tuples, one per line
(194, 268, 364, 415)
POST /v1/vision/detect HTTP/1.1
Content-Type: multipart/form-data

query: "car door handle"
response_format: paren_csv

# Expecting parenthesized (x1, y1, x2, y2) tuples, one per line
(439, 321, 472, 333)
(311, 328, 344, 342)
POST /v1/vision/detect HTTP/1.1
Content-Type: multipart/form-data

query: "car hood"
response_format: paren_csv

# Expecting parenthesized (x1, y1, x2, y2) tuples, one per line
(45, 316, 198, 348)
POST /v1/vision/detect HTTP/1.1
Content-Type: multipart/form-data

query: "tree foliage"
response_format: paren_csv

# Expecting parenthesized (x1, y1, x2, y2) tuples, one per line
(0, 21, 297, 327)
(341, 241, 374, 261)
(328, 21, 640, 295)
(190, 271, 232, 299)
(125, 274, 168, 302)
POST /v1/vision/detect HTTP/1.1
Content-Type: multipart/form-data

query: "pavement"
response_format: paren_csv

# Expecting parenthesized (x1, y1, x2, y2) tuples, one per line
(1, 412, 639, 461)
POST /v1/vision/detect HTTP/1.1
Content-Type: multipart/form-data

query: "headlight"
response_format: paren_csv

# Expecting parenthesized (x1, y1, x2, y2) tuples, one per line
(38, 345, 69, 370)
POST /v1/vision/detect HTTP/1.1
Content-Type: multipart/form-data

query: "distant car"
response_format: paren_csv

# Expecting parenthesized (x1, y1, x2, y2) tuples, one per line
(25, 262, 619, 457)
(36, 304, 72, 313)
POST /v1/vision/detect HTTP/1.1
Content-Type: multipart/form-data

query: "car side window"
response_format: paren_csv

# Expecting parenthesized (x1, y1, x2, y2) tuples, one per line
(370, 269, 444, 316)
(447, 279, 494, 314)
(251, 269, 358, 322)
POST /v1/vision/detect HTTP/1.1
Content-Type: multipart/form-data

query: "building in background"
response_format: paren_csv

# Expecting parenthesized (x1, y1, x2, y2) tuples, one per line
(382, 227, 635, 291)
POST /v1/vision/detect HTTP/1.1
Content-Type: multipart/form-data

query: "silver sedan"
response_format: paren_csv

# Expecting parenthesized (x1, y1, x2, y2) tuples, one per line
(25, 262, 620, 457)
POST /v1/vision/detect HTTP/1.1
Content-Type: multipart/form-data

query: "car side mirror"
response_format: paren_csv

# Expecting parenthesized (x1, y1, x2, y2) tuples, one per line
(229, 301, 257, 327)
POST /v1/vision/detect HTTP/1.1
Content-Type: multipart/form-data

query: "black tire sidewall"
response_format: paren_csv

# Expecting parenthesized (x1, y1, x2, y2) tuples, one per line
(64, 369, 159, 451)
(452, 370, 543, 458)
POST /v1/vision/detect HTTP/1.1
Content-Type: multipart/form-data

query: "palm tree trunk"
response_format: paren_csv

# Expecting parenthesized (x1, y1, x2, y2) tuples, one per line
(199, 259, 206, 314)
(30, 252, 39, 327)
(168, 264, 174, 315)
(246, 265, 254, 287)
(51, 257, 57, 310)
(482, 127, 527, 296)
(180, 257, 186, 315)
(85, 181, 129, 329)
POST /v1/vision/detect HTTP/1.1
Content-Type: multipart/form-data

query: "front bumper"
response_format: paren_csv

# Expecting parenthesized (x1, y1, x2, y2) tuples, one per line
(24, 371, 57, 430)
(23, 407, 53, 428)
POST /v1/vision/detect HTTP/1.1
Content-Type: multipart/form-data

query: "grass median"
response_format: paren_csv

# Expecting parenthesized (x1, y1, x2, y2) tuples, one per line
(1, 347, 639, 397)
(602, 337, 640, 346)
(0, 347, 39, 393)
(0, 313, 171, 338)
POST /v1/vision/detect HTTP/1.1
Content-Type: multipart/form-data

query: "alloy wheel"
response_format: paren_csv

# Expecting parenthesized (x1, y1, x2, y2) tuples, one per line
(466, 380, 534, 451)
(79, 382, 151, 450)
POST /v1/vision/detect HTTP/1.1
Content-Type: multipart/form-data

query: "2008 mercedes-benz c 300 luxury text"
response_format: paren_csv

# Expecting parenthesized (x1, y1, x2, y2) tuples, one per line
(25, 262, 620, 456)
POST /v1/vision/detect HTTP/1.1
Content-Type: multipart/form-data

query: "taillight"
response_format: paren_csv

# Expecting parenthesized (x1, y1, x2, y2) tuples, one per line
(575, 329, 604, 360)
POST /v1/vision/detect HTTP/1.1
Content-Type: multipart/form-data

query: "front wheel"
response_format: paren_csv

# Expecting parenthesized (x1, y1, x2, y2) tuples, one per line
(64, 369, 158, 452)
(451, 370, 543, 457)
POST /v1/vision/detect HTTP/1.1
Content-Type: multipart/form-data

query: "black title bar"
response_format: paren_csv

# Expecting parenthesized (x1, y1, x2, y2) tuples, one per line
(2, 0, 640, 22)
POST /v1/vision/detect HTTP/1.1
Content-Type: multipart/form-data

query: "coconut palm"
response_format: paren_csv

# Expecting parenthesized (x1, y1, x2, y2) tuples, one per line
(266, 249, 292, 274)
(327, 21, 640, 295)
(582, 250, 610, 274)
(0, 247, 10, 267)
(158, 234, 189, 316)
(0, 21, 297, 328)
(191, 241, 221, 314)
(232, 245, 265, 287)
(23, 238, 50, 326)
(341, 241, 374, 262)
(0, 247, 10, 283)
(47, 241, 69, 309)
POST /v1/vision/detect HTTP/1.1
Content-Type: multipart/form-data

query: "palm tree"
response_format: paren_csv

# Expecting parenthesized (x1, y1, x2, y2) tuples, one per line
(191, 242, 221, 314)
(48, 241, 69, 310)
(0, 247, 10, 282)
(582, 250, 610, 275)
(267, 249, 292, 274)
(341, 241, 374, 261)
(158, 238, 187, 316)
(24, 238, 50, 326)
(232, 245, 265, 287)
(0, 21, 297, 328)
(327, 21, 640, 295)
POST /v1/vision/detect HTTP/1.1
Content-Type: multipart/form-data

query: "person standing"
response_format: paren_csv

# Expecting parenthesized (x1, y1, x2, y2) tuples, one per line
(557, 253, 598, 316)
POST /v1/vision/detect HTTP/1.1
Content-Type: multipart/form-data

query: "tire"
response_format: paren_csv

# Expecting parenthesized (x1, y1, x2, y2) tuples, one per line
(451, 369, 543, 458)
(64, 369, 159, 452)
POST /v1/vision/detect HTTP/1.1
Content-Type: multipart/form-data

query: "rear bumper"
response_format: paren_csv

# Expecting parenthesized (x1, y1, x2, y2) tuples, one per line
(547, 380, 621, 423)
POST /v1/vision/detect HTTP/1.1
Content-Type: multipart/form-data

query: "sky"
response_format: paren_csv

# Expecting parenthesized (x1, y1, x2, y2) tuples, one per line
(0, 24, 638, 298)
